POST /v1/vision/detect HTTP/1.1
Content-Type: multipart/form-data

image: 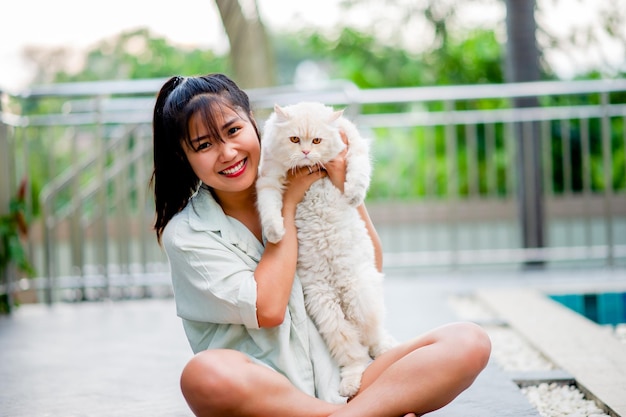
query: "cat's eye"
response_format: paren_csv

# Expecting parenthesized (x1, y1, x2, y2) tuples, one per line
(290, 136, 300, 143)
(312, 138, 322, 144)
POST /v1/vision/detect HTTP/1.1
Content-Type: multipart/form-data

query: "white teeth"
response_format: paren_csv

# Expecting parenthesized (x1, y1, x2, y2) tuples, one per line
(221, 159, 245, 175)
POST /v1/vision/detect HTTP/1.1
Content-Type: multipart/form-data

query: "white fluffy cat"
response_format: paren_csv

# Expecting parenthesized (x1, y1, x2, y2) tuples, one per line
(256, 101, 397, 397)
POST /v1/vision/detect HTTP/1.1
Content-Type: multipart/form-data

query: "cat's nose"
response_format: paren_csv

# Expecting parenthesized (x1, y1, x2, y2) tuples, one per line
(302, 150, 310, 155)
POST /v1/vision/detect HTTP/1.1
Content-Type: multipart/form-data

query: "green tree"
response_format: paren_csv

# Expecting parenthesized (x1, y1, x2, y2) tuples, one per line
(275, 26, 503, 88)
(52, 28, 228, 83)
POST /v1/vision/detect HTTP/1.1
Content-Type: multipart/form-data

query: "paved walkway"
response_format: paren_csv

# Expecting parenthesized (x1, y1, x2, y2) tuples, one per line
(2, 268, 624, 416)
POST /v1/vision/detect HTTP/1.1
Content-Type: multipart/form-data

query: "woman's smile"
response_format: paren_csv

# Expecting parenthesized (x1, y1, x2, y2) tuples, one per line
(220, 158, 248, 177)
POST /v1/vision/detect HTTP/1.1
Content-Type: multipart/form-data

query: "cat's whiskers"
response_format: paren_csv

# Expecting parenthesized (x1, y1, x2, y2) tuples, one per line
(288, 154, 302, 170)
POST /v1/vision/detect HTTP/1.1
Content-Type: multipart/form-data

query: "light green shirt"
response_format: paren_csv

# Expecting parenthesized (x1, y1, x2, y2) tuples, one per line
(162, 186, 345, 404)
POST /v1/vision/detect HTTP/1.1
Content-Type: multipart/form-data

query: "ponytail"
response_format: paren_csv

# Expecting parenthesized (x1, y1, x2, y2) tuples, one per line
(150, 74, 257, 243)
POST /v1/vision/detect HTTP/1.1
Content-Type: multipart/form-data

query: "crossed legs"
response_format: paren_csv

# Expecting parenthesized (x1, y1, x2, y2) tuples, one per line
(180, 321, 491, 417)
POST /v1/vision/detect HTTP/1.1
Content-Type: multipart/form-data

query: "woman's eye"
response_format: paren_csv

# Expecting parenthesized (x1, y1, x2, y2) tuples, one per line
(290, 136, 300, 143)
(196, 141, 212, 151)
(312, 138, 322, 144)
(228, 126, 241, 136)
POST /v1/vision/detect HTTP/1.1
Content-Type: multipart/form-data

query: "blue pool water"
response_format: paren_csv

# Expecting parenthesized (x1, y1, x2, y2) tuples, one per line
(550, 292, 626, 326)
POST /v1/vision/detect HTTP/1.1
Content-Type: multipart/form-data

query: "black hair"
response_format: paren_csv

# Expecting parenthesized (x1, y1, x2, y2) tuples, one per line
(150, 73, 259, 243)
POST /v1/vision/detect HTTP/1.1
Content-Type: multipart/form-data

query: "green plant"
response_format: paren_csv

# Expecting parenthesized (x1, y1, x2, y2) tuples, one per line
(0, 177, 36, 314)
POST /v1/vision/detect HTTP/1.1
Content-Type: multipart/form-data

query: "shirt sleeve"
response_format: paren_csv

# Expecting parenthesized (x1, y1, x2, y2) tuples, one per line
(163, 216, 260, 329)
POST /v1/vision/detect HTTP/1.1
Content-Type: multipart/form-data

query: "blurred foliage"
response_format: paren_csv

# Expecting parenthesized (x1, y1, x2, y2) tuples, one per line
(55, 28, 229, 82)
(273, 27, 503, 88)
(14, 19, 626, 204)
(1, 2, 621, 308)
(0, 177, 35, 313)
(26, 25, 505, 88)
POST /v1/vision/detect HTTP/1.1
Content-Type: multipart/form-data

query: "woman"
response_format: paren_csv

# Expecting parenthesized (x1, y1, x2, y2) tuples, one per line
(152, 73, 491, 417)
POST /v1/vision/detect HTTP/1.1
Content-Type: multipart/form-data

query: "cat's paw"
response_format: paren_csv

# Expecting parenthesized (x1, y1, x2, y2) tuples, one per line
(339, 364, 366, 398)
(339, 376, 361, 398)
(342, 186, 366, 207)
(264, 222, 285, 243)
(370, 335, 399, 358)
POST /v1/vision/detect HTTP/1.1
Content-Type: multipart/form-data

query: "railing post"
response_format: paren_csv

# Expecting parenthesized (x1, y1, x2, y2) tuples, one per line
(505, 0, 546, 268)
(515, 117, 545, 267)
(0, 91, 15, 312)
(600, 92, 614, 266)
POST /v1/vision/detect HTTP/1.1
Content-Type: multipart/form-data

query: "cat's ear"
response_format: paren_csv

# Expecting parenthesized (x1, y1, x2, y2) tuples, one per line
(274, 104, 290, 123)
(330, 108, 344, 122)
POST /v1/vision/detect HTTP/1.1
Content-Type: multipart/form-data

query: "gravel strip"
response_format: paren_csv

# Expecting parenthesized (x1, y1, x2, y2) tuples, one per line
(481, 324, 555, 371)
(522, 383, 609, 417)
(448, 294, 613, 417)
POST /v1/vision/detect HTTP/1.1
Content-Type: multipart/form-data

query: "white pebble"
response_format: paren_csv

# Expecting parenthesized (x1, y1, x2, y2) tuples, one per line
(521, 383, 609, 417)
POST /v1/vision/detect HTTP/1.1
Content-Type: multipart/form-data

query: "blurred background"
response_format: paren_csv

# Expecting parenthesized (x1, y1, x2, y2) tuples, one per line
(1, 0, 625, 310)
(1, 0, 625, 89)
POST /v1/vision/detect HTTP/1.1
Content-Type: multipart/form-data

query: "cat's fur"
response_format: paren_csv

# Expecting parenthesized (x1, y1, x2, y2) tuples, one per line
(256, 102, 397, 397)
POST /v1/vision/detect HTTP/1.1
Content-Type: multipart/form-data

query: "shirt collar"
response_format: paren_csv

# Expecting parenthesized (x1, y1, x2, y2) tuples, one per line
(187, 186, 264, 261)
(187, 186, 224, 233)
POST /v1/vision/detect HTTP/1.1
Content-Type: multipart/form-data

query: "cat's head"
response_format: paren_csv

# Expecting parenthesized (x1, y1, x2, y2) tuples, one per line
(262, 102, 346, 170)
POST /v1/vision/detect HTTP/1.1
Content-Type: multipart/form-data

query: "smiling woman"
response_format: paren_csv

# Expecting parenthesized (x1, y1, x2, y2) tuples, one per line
(184, 103, 260, 192)
(150, 73, 491, 417)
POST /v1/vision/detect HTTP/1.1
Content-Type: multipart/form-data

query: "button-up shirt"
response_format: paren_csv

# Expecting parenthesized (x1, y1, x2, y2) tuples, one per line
(162, 186, 345, 404)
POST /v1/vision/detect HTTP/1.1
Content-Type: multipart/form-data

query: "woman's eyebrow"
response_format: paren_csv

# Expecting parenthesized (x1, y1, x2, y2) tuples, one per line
(221, 116, 242, 130)
(189, 115, 241, 144)
(191, 134, 210, 144)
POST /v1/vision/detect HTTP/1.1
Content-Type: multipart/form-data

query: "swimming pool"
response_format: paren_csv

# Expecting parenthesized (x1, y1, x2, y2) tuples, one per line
(549, 292, 626, 326)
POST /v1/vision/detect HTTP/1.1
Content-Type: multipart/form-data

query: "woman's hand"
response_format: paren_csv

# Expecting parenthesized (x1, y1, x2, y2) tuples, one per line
(282, 166, 326, 210)
(324, 131, 349, 192)
(255, 166, 325, 328)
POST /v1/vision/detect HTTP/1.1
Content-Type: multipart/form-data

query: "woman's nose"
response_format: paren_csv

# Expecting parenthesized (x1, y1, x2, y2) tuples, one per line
(220, 142, 237, 161)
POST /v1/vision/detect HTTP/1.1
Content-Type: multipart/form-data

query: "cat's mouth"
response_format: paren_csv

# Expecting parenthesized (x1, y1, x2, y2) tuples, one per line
(219, 158, 247, 177)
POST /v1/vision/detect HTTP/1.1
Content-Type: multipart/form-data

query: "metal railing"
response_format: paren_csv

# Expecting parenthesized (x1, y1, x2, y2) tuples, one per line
(1, 78, 625, 304)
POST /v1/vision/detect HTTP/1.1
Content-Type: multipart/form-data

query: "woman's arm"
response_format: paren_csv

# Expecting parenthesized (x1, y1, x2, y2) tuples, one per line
(254, 168, 326, 327)
(325, 132, 383, 272)
(357, 204, 383, 272)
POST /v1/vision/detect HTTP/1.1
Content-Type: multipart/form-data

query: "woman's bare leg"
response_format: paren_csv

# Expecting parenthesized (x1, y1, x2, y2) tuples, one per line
(180, 322, 490, 417)
(330, 321, 491, 417)
(180, 349, 342, 417)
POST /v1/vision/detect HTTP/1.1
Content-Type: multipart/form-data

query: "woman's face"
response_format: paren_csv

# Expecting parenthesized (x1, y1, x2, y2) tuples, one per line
(183, 106, 260, 196)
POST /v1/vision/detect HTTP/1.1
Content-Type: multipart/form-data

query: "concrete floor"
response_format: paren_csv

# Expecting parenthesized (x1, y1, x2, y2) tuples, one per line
(1, 267, 624, 417)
